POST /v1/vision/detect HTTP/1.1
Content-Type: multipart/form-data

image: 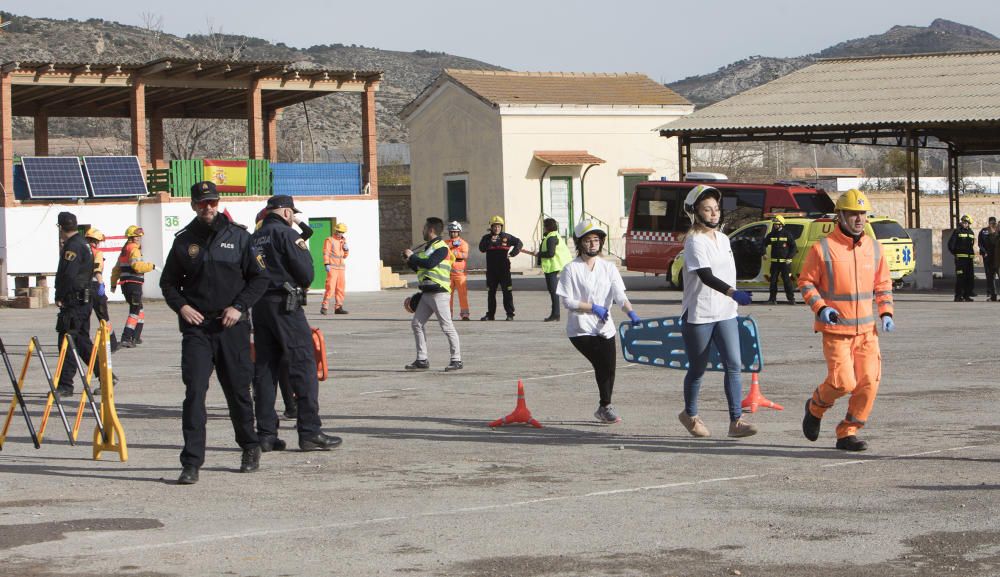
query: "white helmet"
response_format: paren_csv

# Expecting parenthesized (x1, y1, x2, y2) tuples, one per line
(447, 221, 463, 232)
(574, 219, 607, 239)
(683, 185, 722, 217)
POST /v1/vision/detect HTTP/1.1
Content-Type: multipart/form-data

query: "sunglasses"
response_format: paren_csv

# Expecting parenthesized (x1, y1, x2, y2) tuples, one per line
(195, 199, 219, 209)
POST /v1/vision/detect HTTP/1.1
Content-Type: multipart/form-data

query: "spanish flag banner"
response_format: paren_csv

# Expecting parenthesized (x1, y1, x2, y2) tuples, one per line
(204, 159, 248, 193)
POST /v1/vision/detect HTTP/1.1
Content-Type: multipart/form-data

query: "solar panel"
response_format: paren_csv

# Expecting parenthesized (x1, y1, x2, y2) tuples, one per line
(20, 157, 88, 199)
(83, 156, 149, 197)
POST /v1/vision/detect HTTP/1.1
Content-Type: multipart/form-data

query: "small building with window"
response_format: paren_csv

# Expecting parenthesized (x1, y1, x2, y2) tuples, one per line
(401, 70, 693, 270)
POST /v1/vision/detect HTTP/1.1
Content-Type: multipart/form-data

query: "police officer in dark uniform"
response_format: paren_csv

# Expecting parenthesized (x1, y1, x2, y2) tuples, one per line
(252, 195, 342, 452)
(762, 215, 798, 305)
(54, 212, 94, 398)
(159, 182, 269, 485)
(978, 216, 998, 301)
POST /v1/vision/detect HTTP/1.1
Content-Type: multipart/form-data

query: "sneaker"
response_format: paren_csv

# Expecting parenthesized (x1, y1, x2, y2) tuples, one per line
(405, 359, 430, 370)
(765, 300, 777, 305)
(134, 337, 143, 345)
(320, 306, 329, 315)
(461, 315, 470, 321)
(56, 386, 73, 399)
(480, 315, 494, 321)
(728, 418, 758, 438)
(259, 436, 287, 452)
(543, 316, 560, 322)
(963, 297, 974, 302)
(334, 308, 349, 315)
(119, 339, 135, 349)
(678, 410, 710, 437)
(240, 445, 261, 473)
(444, 360, 464, 372)
(506, 314, 515, 321)
(594, 404, 622, 424)
(802, 399, 821, 441)
(835, 435, 868, 452)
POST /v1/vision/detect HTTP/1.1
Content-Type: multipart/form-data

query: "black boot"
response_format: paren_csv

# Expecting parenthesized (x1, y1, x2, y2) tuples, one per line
(299, 432, 343, 451)
(802, 399, 821, 442)
(240, 446, 261, 472)
(835, 435, 868, 452)
(177, 466, 199, 485)
(259, 436, 287, 452)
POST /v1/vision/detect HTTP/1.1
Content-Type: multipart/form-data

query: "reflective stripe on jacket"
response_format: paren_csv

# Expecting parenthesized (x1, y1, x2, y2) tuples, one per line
(448, 237, 470, 274)
(112, 241, 154, 286)
(324, 235, 349, 270)
(798, 226, 893, 335)
(416, 239, 453, 292)
(540, 231, 572, 274)
(949, 229, 975, 259)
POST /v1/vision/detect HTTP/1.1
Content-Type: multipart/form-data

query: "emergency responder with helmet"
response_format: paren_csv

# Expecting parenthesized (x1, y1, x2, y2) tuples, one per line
(446, 221, 471, 320)
(799, 188, 895, 452)
(949, 215, 976, 301)
(761, 214, 798, 305)
(522, 218, 572, 321)
(478, 215, 523, 320)
(54, 211, 95, 398)
(159, 181, 269, 484)
(252, 194, 343, 452)
(85, 227, 119, 353)
(111, 224, 155, 347)
(320, 222, 349, 315)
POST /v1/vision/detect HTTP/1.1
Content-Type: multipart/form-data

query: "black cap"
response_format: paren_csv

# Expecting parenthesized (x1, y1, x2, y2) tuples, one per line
(191, 181, 220, 202)
(57, 211, 77, 230)
(990, 216, 997, 223)
(265, 194, 301, 214)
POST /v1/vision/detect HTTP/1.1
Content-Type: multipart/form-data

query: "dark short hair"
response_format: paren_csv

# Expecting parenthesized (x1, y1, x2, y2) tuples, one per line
(543, 218, 559, 233)
(425, 217, 444, 235)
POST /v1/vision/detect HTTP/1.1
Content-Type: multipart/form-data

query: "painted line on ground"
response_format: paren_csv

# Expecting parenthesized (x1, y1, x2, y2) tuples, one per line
(89, 443, 983, 556)
(359, 387, 418, 396)
(522, 364, 637, 382)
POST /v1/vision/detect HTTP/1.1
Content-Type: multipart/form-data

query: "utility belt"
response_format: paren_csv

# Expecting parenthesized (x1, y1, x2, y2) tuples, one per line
(282, 282, 307, 312)
(61, 287, 91, 307)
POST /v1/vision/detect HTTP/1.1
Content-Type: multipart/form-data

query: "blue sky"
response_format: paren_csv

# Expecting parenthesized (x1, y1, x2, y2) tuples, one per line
(15, 0, 1000, 82)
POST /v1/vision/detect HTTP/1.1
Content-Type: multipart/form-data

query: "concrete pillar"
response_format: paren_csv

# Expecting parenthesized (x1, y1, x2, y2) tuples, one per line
(0, 73, 12, 207)
(150, 113, 166, 169)
(247, 79, 264, 160)
(264, 108, 279, 163)
(130, 78, 147, 170)
(34, 111, 49, 156)
(361, 82, 378, 197)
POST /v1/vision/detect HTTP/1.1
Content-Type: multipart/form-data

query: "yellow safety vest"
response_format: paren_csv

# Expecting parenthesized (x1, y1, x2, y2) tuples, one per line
(540, 231, 572, 274)
(416, 238, 453, 293)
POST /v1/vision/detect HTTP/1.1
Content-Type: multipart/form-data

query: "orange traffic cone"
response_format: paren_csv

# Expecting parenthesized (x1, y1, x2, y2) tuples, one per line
(489, 379, 542, 428)
(741, 372, 784, 413)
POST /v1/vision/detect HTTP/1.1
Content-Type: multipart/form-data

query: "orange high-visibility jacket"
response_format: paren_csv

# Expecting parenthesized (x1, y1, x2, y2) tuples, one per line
(798, 225, 893, 335)
(448, 237, 469, 274)
(324, 235, 349, 270)
(110, 241, 154, 288)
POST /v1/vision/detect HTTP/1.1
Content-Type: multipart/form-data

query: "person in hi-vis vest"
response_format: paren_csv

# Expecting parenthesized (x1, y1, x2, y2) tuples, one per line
(321, 222, 349, 315)
(446, 221, 472, 320)
(521, 218, 571, 321)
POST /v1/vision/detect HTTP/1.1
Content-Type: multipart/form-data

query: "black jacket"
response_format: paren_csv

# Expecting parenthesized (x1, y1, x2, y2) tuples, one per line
(478, 231, 523, 271)
(762, 227, 798, 262)
(948, 226, 976, 258)
(55, 233, 94, 304)
(978, 227, 995, 258)
(159, 212, 268, 316)
(252, 213, 315, 292)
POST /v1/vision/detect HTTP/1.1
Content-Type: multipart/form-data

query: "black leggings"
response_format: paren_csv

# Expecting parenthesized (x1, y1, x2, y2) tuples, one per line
(544, 271, 560, 318)
(570, 335, 617, 406)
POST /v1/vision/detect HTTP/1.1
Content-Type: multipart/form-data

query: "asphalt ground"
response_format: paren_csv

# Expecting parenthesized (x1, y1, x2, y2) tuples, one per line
(0, 274, 997, 577)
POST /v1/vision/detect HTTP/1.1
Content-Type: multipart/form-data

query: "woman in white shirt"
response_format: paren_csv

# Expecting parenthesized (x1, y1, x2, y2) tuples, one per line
(678, 185, 757, 438)
(556, 220, 642, 424)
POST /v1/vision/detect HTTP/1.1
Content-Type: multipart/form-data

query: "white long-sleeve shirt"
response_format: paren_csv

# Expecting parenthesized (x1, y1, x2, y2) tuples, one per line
(556, 257, 629, 338)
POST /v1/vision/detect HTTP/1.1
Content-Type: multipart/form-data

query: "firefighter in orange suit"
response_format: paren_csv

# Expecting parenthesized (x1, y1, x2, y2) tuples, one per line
(321, 223, 349, 315)
(111, 225, 155, 348)
(447, 221, 471, 320)
(798, 189, 895, 452)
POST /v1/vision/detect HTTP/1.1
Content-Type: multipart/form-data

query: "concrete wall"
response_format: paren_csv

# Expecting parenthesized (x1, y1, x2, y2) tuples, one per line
(406, 83, 503, 270)
(2, 196, 382, 300)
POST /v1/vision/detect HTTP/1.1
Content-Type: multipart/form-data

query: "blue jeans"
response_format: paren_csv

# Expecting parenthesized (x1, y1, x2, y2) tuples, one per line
(681, 314, 743, 421)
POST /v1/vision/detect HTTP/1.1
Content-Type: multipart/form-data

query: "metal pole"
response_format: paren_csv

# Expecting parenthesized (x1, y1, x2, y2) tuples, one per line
(66, 337, 105, 441)
(0, 338, 39, 448)
(32, 337, 74, 445)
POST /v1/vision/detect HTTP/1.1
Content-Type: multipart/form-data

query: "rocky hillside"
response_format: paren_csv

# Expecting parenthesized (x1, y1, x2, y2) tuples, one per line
(0, 11, 504, 158)
(667, 19, 1000, 108)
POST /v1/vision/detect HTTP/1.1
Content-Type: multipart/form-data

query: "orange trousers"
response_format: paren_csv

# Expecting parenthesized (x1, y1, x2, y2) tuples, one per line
(808, 330, 882, 438)
(322, 268, 345, 309)
(450, 273, 469, 319)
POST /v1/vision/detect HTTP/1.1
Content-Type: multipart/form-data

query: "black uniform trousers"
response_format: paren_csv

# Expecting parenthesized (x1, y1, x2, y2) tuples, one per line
(955, 257, 975, 298)
(570, 335, 617, 406)
(768, 262, 796, 303)
(56, 302, 93, 391)
(984, 257, 998, 298)
(252, 296, 322, 440)
(179, 318, 258, 468)
(544, 271, 560, 319)
(485, 266, 514, 318)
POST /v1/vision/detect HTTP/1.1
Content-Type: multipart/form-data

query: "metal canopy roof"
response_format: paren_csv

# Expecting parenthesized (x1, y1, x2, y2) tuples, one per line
(2, 58, 383, 119)
(657, 51, 1000, 155)
(533, 150, 606, 166)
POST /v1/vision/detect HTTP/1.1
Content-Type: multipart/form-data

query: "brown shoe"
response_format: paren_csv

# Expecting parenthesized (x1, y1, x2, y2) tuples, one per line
(728, 418, 758, 438)
(678, 411, 711, 437)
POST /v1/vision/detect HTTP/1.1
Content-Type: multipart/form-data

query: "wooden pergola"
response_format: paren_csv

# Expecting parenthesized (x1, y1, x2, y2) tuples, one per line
(0, 57, 383, 206)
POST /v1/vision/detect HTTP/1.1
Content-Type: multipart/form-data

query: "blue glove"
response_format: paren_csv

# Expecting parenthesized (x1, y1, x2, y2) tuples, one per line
(452, 240, 461, 247)
(96, 283, 106, 297)
(591, 304, 609, 322)
(881, 315, 895, 333)
(732, 290, 752, 306)
(627, 310, 642, 327)
(819, 307, 839, 324)
(325, 264, 331, 272)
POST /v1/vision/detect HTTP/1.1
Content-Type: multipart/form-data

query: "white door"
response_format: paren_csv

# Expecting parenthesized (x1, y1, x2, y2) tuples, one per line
(549, 177, 572, 236)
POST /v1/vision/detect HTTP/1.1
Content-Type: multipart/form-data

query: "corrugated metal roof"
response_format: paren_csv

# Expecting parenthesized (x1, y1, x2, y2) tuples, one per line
(658, 51, 1000, 134)
(443, 69, 690, 107)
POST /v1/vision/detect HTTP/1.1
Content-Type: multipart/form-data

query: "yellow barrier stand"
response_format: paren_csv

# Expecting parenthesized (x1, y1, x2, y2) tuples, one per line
(92, 321, 127, 461)
(30, 337, 74, 445)
(71, 329, 104, 442)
